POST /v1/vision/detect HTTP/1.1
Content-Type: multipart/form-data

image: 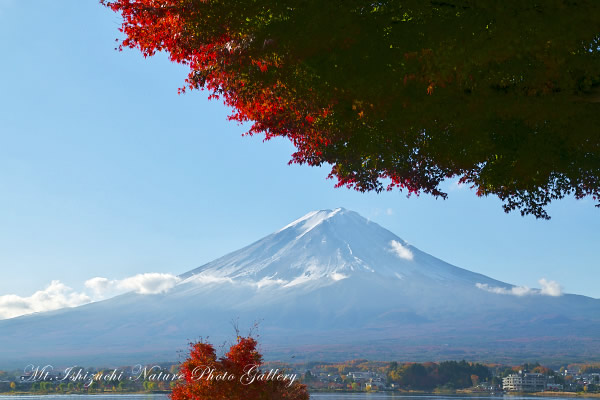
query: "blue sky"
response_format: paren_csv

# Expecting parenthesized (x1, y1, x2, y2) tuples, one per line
(0, 1, 598, 311)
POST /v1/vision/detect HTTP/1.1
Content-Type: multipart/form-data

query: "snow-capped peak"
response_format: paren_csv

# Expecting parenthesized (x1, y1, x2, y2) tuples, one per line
(178, 207, 507, 295)
(277, 208, 345, 238)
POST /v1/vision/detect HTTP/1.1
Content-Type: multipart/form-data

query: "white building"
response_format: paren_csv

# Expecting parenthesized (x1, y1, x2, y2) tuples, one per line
(503, 373, 547, 392)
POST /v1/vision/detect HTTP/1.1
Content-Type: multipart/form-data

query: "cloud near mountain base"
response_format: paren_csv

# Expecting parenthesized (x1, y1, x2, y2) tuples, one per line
(476, 278, 563, 297)
(0, 273, 181, 320)
(389, 240, 414, 260)
(0, 281, 91, 319)
(85, 273, 181, 297)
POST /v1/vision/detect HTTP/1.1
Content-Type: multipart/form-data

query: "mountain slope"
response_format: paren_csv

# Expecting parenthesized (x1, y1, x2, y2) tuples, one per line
(0, 208, 598, 368)
(180, 208, 504, 288)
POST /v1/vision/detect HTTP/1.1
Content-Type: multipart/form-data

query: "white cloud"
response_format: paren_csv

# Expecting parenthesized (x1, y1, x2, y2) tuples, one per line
(476, 278, 563, 297)
(84, 277, 112, 297)
(85, 273, 181, 297)
(539, 278, 563, 297)
(0, 281, 91, 320)
(0, 272, 182, 320)
(389, 240, 414, 260)
(386, 208, 394, 216)
(511, 285, 535, 296)
(330, 272, 348, 281)
(476, 283, 534, 296)
(119, 273, 181, 294)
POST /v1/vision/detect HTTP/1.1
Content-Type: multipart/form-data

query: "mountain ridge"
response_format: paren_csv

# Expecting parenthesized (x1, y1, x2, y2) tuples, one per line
(0, 207, 598, 368)
(179, 207, 508, 290)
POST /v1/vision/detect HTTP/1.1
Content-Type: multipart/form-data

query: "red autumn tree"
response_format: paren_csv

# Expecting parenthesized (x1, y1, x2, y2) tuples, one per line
(170, 336, 309, 400)
(101, 0, 600, 219)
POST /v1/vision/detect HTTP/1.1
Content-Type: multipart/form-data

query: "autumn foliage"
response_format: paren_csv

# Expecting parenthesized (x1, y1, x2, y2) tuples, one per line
(102, 0, 600, 219)
(170, 336, 308, 400)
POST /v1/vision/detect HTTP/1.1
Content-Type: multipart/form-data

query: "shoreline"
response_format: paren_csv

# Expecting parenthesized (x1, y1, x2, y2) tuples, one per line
(2, 390, 600, 398)
(530, 392, 600, 398)
(0, 392, 171, 396)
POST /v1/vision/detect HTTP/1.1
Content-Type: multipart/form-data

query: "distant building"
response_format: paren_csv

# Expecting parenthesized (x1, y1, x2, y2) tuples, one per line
(347, 371, 373, 382)
(546, 383, 563, 391)
(503, 373, 547, 392)
(587, 373, 600, 384)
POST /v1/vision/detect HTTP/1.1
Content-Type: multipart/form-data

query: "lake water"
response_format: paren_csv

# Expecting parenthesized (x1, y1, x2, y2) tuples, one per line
(0, 394, 589, 400)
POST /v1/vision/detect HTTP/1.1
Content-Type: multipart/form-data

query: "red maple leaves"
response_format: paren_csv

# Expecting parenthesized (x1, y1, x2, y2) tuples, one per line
(102, 0, 600, 219)
(171, 336, 308, 400)
(101, 0, 335, 173)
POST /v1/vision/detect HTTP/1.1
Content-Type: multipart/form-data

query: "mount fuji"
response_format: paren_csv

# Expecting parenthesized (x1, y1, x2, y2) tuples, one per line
(1, 208, 599, 368)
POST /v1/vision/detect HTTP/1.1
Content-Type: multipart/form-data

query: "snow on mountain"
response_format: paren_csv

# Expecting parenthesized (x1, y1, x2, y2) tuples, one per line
(178, 207, 503, 291)
(0, 208, 598, 368)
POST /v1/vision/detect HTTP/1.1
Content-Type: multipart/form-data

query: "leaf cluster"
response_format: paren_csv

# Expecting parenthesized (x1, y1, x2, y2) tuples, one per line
(103, 0, 600, 218)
